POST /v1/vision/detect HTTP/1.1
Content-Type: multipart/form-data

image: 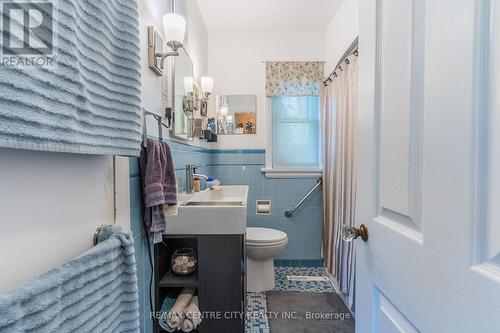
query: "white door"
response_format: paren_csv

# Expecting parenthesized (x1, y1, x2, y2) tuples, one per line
(356, 0, 500, 332)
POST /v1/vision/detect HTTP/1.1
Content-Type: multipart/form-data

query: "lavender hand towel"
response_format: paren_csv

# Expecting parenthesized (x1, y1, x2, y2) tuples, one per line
(161, 141, 177, 205)
(139, 139, 177, 236)
(144, 140, 167, 207)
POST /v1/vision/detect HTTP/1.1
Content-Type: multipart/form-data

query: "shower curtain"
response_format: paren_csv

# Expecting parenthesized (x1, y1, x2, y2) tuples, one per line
(321, 53, 358, 312)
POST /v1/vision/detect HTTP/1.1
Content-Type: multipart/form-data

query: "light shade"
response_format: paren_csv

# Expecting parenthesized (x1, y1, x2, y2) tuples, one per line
(163, 13, 186, 46)
(184, 76, 194, 94)
(201, 76, 214, 94)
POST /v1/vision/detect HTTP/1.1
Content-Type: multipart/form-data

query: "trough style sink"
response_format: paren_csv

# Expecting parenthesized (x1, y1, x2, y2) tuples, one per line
(164, 186, 249, 235)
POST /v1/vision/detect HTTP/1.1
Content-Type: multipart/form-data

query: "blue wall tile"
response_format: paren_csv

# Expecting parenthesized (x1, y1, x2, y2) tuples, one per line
(129, 141, 324, 331)
(209, 150, 323, 261)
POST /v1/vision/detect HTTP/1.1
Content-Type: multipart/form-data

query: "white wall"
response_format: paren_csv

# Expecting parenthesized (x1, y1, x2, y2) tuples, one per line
(208, 32, 325, 149)
(0, 0, 208, 294)
(141, 0, 209, 145)
(324, 0, 359, 75)
(0, 150, 115, 293)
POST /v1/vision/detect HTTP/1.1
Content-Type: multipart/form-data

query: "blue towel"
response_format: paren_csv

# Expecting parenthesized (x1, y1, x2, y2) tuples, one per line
(0, 225, 140, 333)
(0, 0, 142, 156)
(158, 291, 179, 333)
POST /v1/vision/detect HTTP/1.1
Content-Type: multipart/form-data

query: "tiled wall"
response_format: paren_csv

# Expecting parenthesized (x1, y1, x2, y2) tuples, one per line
(129, 140, 213, 333)
(129, 141, 324, 332)
(129, 158, 154, 333)
(209, 150, 323, 261)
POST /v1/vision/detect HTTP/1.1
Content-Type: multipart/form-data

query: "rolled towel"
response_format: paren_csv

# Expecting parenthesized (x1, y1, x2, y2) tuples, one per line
(167, 288, 195, 329)
(159, 293, 178, 332)
(184, 296, 202, 328)
(180, 318, 195, 332)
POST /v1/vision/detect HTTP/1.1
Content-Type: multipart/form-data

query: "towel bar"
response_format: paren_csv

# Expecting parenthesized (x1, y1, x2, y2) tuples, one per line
(93, 225, 104, 246)
(284, 177, 322, 217)
(143, 107, 172, 146)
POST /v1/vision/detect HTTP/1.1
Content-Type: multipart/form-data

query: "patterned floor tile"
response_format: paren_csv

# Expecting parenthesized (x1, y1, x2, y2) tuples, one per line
(273, 267, 336, 293)
(245, 267, 335, 332)
(245, 292, 270, 333)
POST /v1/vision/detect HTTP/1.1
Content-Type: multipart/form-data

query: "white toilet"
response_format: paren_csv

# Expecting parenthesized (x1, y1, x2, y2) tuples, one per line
(246, 227, 288, 292)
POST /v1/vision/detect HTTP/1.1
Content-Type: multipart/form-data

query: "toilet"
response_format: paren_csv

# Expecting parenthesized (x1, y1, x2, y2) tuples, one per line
(246, 227, 288, 292)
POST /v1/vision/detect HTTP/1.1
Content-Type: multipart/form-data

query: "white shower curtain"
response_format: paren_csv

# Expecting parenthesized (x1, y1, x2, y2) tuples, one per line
(321, 53, 358, 312)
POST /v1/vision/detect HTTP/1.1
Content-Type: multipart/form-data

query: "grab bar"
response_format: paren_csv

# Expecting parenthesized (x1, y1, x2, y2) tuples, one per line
(285, 177, 322, 217)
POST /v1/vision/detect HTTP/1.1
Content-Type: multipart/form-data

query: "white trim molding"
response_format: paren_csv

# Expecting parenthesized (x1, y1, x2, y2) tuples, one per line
(261, 167, 322, 179)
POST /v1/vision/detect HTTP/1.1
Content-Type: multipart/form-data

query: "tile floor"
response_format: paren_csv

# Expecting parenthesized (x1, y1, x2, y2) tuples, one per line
(245, 267, 335, 333)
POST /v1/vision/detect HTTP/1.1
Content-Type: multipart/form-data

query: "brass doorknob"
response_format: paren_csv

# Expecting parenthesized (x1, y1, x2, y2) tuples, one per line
(342, 224, 368, 242)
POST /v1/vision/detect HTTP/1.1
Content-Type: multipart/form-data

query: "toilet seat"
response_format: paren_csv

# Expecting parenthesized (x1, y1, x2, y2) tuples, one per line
(246, 227, 288, 246)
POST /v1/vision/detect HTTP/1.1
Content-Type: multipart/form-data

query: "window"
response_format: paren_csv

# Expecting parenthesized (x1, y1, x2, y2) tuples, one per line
(264, 96, 321, 177)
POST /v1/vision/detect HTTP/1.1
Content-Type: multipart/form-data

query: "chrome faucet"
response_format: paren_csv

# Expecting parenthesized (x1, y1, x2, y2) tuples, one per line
(185, 165, 208, 194)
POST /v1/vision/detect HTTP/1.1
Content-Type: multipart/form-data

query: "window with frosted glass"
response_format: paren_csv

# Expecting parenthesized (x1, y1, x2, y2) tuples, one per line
(271, 96, 320, 168)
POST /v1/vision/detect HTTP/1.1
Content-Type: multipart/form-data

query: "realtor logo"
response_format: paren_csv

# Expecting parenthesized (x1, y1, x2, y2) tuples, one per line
(1, 1, 56, 67)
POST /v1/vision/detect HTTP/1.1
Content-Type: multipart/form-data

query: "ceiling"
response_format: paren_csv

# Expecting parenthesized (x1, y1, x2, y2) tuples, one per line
(195, 0, 343, 33)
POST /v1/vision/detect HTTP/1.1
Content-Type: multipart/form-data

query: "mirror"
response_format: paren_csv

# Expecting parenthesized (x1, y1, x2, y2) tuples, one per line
(216, 95, 257, 135)
(163, 48, 194, 140)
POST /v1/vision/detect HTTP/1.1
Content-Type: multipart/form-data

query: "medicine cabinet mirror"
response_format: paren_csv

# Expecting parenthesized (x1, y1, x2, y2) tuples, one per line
(216, 95, 257, 135)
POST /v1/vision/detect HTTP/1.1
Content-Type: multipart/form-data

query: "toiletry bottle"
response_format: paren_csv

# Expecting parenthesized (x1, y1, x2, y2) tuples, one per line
(206, 177, 214, 190)
(193, 177, 201, 192)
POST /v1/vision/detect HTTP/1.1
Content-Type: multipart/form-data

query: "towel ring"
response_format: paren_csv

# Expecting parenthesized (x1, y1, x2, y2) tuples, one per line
(93, 225, 104, 246)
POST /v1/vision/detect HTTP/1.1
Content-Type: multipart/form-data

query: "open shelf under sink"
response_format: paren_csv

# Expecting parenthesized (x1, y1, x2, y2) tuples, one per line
(158, 269, 198, 289)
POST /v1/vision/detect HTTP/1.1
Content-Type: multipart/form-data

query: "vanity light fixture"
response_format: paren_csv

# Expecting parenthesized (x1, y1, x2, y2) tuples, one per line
(183, 76, 196, 116)
(201, 76, 214, 99)
(199, 76, 214, 117)
(163, 13, 186, 53)
(147, 0, 186, 76)
(184, 76, 194, 95)
(182, 76, 215, 118)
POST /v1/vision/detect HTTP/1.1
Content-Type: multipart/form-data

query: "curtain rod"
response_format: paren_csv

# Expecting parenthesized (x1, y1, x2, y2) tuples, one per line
(323, 37, 359, 86)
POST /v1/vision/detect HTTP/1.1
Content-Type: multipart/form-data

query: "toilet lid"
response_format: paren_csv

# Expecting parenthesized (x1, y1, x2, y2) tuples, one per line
(246, 227, 287, 243)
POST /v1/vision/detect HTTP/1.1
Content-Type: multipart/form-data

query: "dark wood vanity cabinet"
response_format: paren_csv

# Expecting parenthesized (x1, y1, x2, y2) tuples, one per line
(154, 234, 246, 333)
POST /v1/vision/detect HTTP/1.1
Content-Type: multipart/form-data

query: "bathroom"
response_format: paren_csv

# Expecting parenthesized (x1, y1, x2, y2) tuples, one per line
(1, 0, 500, 332)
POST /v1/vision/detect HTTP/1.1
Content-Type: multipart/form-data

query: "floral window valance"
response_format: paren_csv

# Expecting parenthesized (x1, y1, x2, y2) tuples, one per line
(265, 61, 325, 97)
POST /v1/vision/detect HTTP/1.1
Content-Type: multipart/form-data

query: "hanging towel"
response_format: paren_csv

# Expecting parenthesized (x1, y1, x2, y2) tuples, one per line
(161, 141, 178, 205)
(0, 225, 140, 333)
(0, 0, 142, 156)
(139, 139, 177, 242)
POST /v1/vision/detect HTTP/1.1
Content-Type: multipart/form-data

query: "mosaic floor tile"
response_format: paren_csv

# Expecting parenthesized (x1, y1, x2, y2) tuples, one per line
(273, 267, 336, 293)
(245, 267, 336, 333)
(245, 292, 270, 333)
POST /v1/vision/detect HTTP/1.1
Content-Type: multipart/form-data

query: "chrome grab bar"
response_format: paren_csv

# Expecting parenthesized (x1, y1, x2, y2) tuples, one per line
(285, 177, 322, 217)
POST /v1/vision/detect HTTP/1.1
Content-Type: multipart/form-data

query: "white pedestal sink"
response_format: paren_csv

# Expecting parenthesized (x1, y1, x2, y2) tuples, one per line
(164, 186, 249, 235)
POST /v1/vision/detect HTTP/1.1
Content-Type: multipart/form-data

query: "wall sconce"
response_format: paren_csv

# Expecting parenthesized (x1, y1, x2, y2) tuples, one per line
(148, 12, 186, 76)
(182, 76, 215, 119)
(199, 76, 214, 117)
(183, 76, 196, 116)
(201, 76, 214, 99)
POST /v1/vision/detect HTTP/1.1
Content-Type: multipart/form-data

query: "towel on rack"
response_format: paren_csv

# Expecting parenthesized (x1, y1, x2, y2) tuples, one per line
(139, 139, 177, 241)
(0, 0, 142, 156)
(0, 224, 140, 333)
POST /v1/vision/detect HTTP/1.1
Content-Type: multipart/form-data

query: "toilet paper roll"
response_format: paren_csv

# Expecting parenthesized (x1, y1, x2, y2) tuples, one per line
(257, 204, 270, 214)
